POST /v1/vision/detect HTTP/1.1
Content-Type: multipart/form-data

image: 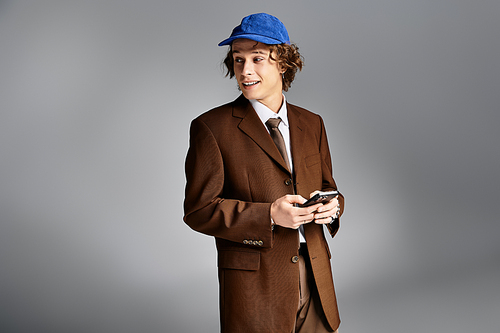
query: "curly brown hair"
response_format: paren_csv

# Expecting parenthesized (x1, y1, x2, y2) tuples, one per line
(222, 42, 304, 92)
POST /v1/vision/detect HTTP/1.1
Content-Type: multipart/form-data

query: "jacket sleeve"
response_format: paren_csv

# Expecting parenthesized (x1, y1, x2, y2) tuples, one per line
(183, 118, 274, 248)
(318, 116, 344, 238)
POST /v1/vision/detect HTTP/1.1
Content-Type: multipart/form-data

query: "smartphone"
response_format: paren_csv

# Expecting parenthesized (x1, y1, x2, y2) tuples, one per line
(299, 190, 339, 207)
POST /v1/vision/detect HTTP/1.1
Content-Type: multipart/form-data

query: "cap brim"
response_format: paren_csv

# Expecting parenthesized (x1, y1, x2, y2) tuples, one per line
(218, 33, 285, 46)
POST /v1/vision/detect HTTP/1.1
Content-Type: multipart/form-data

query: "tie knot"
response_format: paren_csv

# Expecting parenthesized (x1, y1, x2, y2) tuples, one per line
(266, 117, 282, 129)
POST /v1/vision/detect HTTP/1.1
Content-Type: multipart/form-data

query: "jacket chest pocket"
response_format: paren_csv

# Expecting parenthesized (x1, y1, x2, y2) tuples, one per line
(305, 153, 321, 168)
(218, 250, 260, 271)
(302, 153, 322, 189)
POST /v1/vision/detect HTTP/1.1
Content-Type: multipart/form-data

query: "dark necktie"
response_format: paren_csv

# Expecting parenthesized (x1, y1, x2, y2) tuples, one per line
(265, 117, 291, 171)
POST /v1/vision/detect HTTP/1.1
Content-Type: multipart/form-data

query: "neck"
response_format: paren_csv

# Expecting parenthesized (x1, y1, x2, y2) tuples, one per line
(258, 94, 284, 113)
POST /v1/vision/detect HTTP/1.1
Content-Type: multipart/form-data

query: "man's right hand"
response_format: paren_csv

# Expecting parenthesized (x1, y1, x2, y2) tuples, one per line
(270, 195, 323, 229)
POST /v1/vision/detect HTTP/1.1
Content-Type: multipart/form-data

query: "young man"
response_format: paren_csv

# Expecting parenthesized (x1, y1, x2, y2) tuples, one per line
(184, 13, 344, 333)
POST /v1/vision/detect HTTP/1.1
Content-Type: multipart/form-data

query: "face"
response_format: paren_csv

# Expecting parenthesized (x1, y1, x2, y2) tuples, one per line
(231, 39, 284, 111)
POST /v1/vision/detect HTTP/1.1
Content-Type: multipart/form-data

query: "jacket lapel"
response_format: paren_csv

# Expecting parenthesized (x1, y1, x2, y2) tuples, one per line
(287, 103, 306, 173)
(233, 96, 291, 174)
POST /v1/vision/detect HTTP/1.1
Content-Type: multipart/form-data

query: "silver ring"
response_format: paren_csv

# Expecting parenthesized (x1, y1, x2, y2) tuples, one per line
(330, 216, 335, 223)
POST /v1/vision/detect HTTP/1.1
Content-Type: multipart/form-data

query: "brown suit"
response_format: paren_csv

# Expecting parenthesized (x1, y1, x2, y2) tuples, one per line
(184, 95, 344, 333)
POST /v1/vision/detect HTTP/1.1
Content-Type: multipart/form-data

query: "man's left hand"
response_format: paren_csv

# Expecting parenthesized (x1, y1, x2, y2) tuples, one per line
(310, 192, 340, 224)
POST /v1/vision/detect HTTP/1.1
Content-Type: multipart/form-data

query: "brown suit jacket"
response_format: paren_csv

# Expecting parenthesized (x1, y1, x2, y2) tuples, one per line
(184, 95, 344, 333)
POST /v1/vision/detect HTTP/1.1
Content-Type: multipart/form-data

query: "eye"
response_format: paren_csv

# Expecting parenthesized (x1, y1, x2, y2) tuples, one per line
(254, 57, 264, 63)
(234, 57, 244, 64)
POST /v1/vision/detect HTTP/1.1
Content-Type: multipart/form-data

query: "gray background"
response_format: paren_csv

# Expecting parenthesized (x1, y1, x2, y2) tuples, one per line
(1, 0, 499, 332)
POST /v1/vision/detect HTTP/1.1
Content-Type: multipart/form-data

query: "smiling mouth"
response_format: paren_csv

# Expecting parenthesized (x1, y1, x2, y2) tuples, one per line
(242, 81, 260, 87)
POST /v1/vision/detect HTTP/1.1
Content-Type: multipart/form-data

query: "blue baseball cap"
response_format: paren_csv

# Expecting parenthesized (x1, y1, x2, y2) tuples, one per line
(218, 13, 290, 46)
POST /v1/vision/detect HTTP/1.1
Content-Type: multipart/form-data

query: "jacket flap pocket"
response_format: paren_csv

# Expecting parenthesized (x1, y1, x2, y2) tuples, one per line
(218, 250, 260, 271)
(305, 153, 321, 168)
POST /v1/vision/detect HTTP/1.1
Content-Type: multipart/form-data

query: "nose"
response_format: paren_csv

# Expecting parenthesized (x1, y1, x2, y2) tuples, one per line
(242, 61, 254, 76)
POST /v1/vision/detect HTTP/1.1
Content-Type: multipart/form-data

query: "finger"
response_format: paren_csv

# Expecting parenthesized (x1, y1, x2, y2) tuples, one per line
(293, 211, 316, 224)
(314, 216, 334, 224)
(314, 210, 334, 220)
(286, 194, 308, 205)
(296, 203, 323, 216)
(315, 203, 340, 220)
(315, 203, 333, 214)
(315, 205, 334, 216)
(309, 190, 321, 198)
(317, 197, 339, 211)
(317, 200, 340, 215)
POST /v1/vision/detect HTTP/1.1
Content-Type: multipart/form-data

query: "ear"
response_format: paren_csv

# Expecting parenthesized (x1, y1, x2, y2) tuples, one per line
(280, 68, 286, 80)
(277, 61, 286, 74)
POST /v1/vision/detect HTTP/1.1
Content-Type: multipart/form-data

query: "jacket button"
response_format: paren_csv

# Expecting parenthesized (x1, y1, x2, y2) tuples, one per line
(291, 256, 299, 263)
(285, 178, 292, 186)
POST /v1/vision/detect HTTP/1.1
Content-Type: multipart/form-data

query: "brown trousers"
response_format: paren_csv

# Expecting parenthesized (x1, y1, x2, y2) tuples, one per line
(293, 246, 338, 333)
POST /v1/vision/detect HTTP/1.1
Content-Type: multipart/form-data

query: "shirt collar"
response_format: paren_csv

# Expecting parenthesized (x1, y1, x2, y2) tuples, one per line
(249, 95, 289, 128)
